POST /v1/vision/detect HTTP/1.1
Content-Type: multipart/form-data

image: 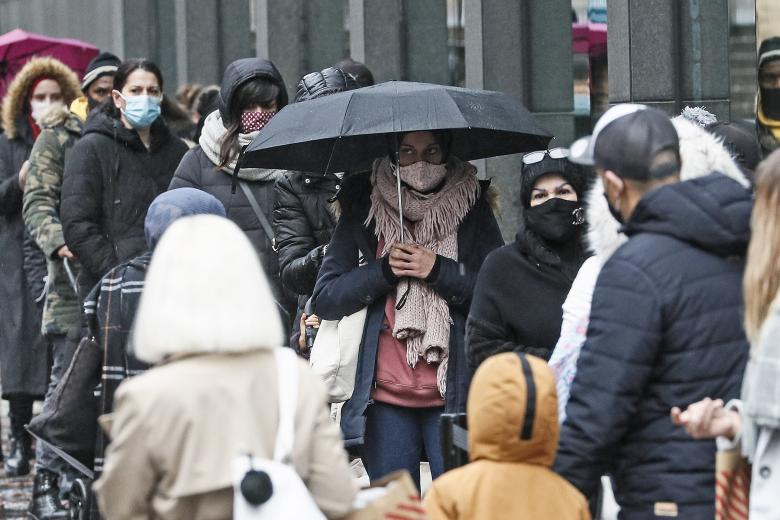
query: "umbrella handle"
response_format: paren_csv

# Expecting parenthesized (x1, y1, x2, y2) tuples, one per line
(394, 157, 404, 244)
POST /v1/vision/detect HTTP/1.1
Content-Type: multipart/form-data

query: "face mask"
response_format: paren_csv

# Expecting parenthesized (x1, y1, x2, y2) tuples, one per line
(761, 87, 780, 120)
(119, 93, 161, 129)
(397, 161, 447, 193)
(241, 109, 276, 133)
(524, 198, 584, 244)
(87, 95, 102, 112)
(603, 192, 625, 225)
(30, 100, 65, 124)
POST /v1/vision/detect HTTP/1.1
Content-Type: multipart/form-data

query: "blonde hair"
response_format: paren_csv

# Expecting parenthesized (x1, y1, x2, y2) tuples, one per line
(744, 150, 780, 344)
(132, 215, 284, 364)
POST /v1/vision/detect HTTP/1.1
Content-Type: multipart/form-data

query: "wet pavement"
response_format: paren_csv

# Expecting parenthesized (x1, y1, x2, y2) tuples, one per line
(0, 400, 34, 519)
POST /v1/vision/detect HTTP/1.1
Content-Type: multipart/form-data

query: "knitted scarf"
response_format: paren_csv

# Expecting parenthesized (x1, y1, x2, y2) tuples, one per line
(367, 156, 480, 396)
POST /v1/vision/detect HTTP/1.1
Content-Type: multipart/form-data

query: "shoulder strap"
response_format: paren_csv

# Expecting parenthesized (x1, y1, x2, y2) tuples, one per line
(238, 180, 276, 251)
(273, 348, 299, 463)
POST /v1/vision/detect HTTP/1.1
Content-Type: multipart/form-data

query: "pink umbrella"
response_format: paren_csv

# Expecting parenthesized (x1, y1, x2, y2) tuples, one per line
(0, 28, 99, 100)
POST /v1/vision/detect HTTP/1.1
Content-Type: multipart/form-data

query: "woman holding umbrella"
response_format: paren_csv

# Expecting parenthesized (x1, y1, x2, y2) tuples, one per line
(312, 130, 504, 488)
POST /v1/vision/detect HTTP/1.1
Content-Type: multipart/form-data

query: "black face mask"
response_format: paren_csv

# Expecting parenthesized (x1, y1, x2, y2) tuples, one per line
(761, 86, 780, 120)
(524, 198, 584, 244)
(87, 95, 102, 112)
(603, 192, 625, 225)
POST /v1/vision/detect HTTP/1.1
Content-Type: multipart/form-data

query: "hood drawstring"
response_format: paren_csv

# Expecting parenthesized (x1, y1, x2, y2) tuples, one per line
(516, 352, 536, 440)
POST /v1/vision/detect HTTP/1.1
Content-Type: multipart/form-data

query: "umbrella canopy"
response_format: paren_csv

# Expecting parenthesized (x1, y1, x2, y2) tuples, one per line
(0, 28, 99, 99)
(242, 81, 552, 173)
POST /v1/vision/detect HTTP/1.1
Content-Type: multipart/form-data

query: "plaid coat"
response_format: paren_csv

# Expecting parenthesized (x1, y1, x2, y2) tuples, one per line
(83, 252, 151, 480)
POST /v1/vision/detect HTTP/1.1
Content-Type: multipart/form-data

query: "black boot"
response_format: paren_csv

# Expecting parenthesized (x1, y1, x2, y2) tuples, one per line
(28, 469, 69, 520)
(5, 397, 33, 477)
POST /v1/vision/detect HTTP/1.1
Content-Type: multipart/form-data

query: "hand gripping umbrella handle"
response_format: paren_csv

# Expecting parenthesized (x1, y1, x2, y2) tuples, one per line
(394, 160, 404, 243)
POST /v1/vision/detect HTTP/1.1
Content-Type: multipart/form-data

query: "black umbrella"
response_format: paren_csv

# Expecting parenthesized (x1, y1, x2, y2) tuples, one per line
(241, 81, 552, 241)
(242, 81, 552, 174)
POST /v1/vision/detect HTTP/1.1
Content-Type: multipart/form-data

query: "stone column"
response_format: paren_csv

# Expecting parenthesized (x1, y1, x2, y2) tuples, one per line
(349, 0, 449, 84)
(255, 0, 348, 100)
(465, 0, 574, 239)
(174, 0, 221, 86)
(608, 0, 731, 119)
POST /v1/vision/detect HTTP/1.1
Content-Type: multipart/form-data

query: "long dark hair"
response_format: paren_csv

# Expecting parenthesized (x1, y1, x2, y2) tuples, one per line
(218, 77, 280, 169)
(101, 59, 164, 119)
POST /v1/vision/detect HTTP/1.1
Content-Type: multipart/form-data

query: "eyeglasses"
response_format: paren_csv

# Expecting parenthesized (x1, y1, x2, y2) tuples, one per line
(522, 147, 570, 165)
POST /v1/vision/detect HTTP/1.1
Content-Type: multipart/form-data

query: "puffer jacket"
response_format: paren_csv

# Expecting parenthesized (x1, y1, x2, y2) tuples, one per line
(273, 171, 339, 315)
(61, 111, 188, 294)
(425, 353, 589, 520)
(555, 174, 752, 519)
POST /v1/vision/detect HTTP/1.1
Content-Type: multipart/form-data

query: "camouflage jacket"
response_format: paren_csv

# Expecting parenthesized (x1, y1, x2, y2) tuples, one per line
(22, 107, 83, 335)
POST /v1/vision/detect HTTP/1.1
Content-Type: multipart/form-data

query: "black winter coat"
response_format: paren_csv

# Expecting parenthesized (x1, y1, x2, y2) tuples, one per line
(169, 147, 293, 319)
(555, 174, 752, 519)
(273, 171, 339, 317)
(466, 223, 587, 368)
(0, 117, 48, 397)
(312, 173, 503, 448)
(61, 112, 187, 294)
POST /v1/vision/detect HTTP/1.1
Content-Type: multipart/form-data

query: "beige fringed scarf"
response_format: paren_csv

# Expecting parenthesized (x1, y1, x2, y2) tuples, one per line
(367, 156, 481, 396)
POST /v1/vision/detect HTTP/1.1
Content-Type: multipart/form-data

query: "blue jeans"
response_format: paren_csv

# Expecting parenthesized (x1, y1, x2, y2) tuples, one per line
(361, 402, 444, 490)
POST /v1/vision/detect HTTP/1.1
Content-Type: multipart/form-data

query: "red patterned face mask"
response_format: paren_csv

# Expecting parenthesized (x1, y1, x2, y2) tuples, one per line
(240, 109, 277, 133)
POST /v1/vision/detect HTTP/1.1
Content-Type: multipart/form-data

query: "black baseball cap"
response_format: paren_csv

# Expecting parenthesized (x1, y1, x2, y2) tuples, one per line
(570, 104, 680, 180)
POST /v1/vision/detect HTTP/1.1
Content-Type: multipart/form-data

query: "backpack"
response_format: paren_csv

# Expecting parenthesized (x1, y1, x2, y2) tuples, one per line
(232, 348, 326, 519)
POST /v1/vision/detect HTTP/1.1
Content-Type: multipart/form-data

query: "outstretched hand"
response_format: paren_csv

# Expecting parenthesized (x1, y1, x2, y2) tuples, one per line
(388, 243, 436, 279)
(670, 397, 741, 441)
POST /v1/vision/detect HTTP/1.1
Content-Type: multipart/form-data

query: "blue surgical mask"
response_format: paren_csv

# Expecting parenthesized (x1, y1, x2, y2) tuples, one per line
(119, 93, 161, 129)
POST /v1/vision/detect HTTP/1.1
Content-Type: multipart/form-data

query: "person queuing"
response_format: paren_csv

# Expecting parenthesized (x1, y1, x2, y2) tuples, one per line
(274, 66, 361, 353)
(21, 51, 118, 519)
(61, 59, 188, 297)
(671, 150, 780, 519)
(169, 57, 294, 326)
(466, 149, 589, 369)
(94, 215, 357, 519)
(69, 51, 121, 120)
(0, 56, 81, 480)
(312, 130, 503, 488)
(554, 105, 752, 518)
(548, 113, 749, 422)
(81, 188, 225, 520)
(756, 37, 780, 157)
(425, 353, 590, 520)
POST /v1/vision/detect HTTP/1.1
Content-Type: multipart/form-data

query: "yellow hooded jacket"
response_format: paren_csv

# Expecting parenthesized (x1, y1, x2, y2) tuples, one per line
(425, 353, 590, 520)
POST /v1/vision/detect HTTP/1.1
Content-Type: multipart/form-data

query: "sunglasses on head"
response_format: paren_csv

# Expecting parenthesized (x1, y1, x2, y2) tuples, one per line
(522, 147, 570, 165)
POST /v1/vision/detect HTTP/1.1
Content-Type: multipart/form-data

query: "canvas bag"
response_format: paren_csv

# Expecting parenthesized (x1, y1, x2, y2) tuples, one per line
(233, 348, 325, 519)
(310, 254, 367, 403)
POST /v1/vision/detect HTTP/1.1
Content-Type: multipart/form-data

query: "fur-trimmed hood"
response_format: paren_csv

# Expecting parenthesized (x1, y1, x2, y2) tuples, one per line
(1, 57, 82, 138)
(585, 116, 750, 260)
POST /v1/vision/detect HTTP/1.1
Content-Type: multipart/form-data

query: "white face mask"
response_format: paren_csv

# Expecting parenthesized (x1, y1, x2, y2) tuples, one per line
(30, 100, 65, 124)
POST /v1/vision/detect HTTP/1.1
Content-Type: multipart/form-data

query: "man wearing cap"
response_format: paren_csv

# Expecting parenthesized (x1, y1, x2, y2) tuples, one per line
(555, 104, 752, 518)
(20, 51, 119, 520)
(70, 51, 121, 120)
(756, 37, 780, 157)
